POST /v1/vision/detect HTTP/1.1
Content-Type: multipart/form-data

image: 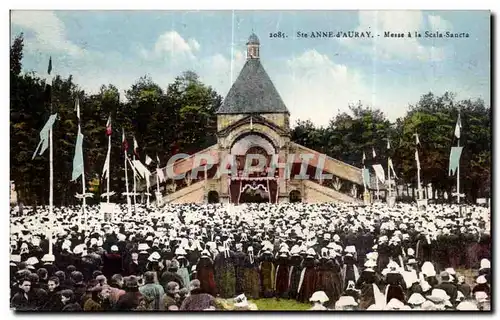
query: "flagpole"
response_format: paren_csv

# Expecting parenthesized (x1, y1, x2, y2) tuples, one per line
(49, 126, 54, 255)
(456, 126, 461, 204)
(363, 164, 366, 194)
(133, 154, 137, 208)
(47, 57, 54, 256)
(387, 157, 391, 198)
(81, 136, 87, 228)
(106, 133, 111, 204)
(124, 153, 131, 214)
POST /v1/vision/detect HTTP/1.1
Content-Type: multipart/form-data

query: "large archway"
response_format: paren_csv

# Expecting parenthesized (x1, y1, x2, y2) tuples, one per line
(207, 190, 219, 203)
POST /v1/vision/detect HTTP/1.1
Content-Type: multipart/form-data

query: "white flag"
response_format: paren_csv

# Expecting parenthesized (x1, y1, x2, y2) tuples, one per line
(414, 133, 420, 145)
(387, 139, 391, 150)
(362, 152, 366, 164)
(75, 98, 80, 120)
(372, 148, 376, 158)
(372, 164, 385, 183)
(388, 158, 398, 179)
(145, 155, 153, 165)
(131, 160, 151, 179)
(157, 167, 166, 182)
(454, 113, 462, 139)
(102, 151, 110, 179)
(156, 154, 161, 166)
(415, 150, 421, 171)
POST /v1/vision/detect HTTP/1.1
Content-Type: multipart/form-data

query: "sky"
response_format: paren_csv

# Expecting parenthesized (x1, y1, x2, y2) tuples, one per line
(10, 10, 490, 127)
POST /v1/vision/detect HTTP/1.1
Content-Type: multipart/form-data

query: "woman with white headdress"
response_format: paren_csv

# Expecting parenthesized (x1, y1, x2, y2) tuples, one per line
(175, 247, 190, 290)
(195, 250, 216, 297)
(242, 246, 260, 299)
(355, 259, 381, 309)
(274, 246, 290, 298)
(315, 247, 341, 308)
(213, 241, 236, 298)
(287, 245, 303, 300)
(297, 248, 318, 303)
(259, 244, 276, 298)
(383, 260, 406, 303)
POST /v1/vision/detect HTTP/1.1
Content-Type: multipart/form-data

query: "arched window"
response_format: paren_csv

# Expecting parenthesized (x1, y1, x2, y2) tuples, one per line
(289, 190, 301, 203)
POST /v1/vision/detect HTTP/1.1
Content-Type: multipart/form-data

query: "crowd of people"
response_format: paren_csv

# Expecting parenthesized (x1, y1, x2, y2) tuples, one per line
(9, 201, 491, 311)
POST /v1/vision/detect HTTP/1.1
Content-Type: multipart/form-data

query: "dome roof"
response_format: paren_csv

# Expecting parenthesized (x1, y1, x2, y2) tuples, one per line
(247, 33, 260, 44)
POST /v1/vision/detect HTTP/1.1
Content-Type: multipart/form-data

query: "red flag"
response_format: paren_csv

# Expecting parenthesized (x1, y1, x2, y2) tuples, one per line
(122, 129, 128, 152)
(105, 115, 112, 136)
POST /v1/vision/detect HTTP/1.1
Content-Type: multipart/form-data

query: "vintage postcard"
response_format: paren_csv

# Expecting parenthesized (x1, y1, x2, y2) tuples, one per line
(10, 10, 490, 312)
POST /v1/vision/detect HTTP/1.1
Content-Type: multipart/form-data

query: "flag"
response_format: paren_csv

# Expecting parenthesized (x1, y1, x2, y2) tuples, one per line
(105, 115, 112, 136)
(132, 160, 151, 179)
(32, 114, 58, 160)
(372, 147, 376, 158)
(414, 133, 420, 145)
(388, 158, 398, 179)
(387, 138, 391, 150)
(74, 98, 80, 120)
(71, 127, 84, 181)
(362, 168, 371, 188)
(372, 164, 386, 183)
(145, 155, 153, 165)
(133, 137, 139, 158)
(127, 157, 140, 177)
(454, 113, 462, 139)
(156, 167, 166, 182)
(102, 150, 110, 179)
(415, 150, 421, 171)
(362, 152, 366, 164)
(156, 154, 160, 165)
(122, 129, 128, 152)
(47, 56, 52, 75)
(449, 147, 463, 176)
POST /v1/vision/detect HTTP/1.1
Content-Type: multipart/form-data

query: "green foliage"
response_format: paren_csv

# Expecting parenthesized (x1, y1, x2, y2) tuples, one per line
(291, 96, 490, 202)
(10, 35, 222, 205)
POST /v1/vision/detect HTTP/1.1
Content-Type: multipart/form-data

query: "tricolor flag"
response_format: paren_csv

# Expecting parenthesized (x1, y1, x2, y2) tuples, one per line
(122, 129, 128, 152)
(71, 127, 85, 181)
(32, 114, 58, 160)
(133, 137, 139, 158)
(145, 155, 153, 165)
(372, 147, 376, 158)
(454, 113, 462, 139)
(105, 115, 112, 136)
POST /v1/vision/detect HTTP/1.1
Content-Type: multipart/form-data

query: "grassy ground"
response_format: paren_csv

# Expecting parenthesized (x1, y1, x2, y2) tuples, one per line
(226, 269, 478, 311)
(250, 298, 311, 311)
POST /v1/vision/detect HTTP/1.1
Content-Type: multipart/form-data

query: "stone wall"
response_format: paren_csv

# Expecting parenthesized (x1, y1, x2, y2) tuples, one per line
(303, 180, 361, 203)
(164, 181, 206, 204)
